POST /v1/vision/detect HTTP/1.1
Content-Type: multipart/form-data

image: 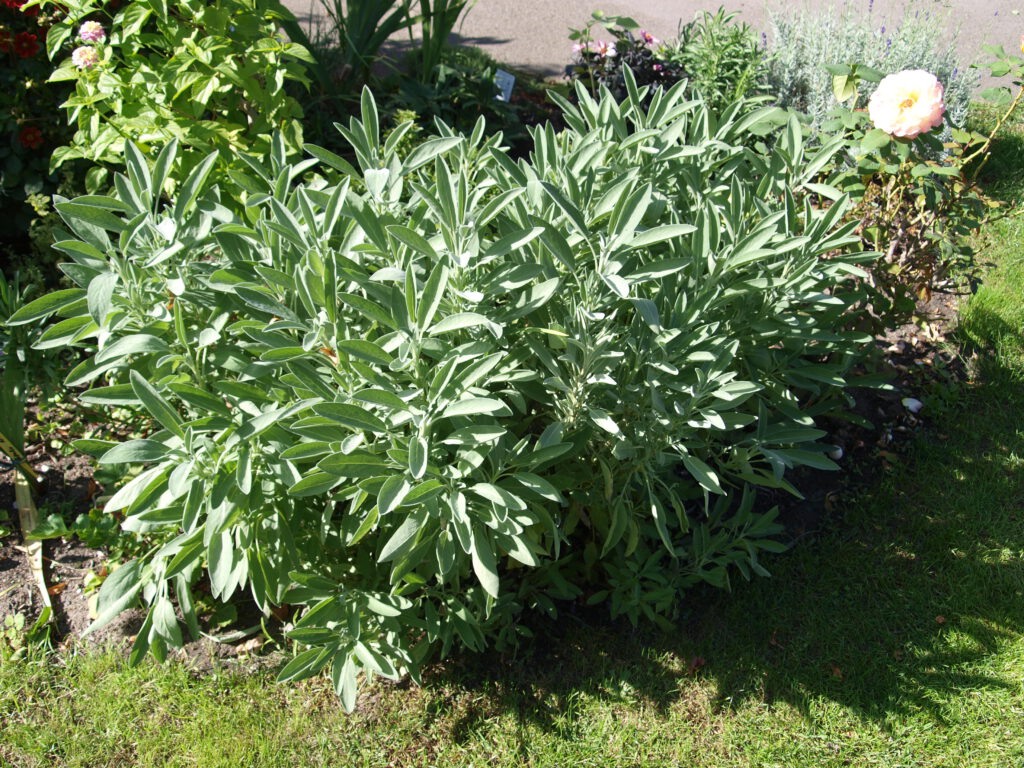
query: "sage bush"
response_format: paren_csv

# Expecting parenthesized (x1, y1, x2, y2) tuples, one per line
(10, 76, 875, 707)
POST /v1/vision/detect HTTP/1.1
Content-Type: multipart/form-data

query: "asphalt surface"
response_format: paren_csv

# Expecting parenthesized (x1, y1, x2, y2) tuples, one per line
(283, 0, 1023, 89)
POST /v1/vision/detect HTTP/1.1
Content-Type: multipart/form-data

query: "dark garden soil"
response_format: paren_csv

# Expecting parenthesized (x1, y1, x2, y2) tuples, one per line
(0, 411, 269, 670)
(0, 284, 971, 667)
(770, 285, 968, 538)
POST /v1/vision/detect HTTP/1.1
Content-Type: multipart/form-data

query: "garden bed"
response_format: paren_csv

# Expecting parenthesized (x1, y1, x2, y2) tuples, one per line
(1, 0, 1023, 740)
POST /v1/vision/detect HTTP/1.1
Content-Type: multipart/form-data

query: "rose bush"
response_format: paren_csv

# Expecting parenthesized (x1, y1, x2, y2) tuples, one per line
(809, 63, 999, 326)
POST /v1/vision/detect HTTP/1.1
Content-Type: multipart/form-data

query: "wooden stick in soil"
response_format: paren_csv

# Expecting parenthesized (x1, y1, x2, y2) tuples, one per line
(13, 470, 52, 620)
(0, 431, 42, 491)
(0, 432, 52, 619)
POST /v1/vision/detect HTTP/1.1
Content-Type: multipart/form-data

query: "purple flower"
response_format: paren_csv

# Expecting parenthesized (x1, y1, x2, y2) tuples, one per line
(72, 45, 99, 69)
(78, 21, 105, 43)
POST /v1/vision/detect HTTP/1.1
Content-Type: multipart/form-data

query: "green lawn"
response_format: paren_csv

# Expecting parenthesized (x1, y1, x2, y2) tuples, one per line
(3, 122, 1024, 768)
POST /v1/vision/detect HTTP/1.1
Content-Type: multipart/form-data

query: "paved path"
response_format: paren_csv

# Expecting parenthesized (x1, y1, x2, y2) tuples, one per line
(284, 0, 1022, 89)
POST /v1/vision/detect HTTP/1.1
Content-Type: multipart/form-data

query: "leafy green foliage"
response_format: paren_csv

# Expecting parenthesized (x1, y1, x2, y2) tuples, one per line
(0, 0, 74, 236)
(28, 77, 875, 707)
(660, 8, 768, 113)
(386, 46, 518, 138)
(411, 0, 475, 84)
(312, 0, 413, 97)
(0, 270, 64, 455)
(0, 609, 51, 661)
(568, 9, 767, 111)
(37, 0, 313, 194)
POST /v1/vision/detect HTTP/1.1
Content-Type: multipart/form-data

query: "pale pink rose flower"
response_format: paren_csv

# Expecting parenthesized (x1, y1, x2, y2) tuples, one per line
(78, 21, 105, 43)
(639, 30, 659, 46)
(593, 40, 616, 58)
(71, 45, 99, 69)
(867, 69, 945, 139)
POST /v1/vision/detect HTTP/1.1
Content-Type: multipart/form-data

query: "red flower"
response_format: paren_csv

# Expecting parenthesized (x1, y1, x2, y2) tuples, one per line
(18, 125, 43, 149)
(13, 30, 38, 57)
(0, 29, 12, 53)
(2, 0, 38, 14)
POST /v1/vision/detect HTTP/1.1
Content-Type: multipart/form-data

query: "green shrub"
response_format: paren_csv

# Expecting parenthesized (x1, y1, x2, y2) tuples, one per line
(38, 0, 314, 194)
(767, 1, 976, 131)
(311, 0, 413, 96)
(11, 78, 875, 707)
(568, 9, 767, 111)
(385, 46, 518, 138)
(660, 8, 767, 112)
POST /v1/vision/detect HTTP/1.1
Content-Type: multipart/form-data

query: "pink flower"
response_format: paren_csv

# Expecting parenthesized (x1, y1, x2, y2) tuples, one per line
(867, 69, 945, 139)
(71, 45, 99, 69)
(639, 30, 659, 46)
(572, 41, 589, 54)
(592, 40, 616, 58)
(78, 21, 106, 43)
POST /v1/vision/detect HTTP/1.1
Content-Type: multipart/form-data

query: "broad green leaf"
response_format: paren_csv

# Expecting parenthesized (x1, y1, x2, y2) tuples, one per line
(313, 403, 387, 433)
(86, 558, 145, 635)
(681, 454, 725, 495)
(408, 436, 428, 480)
(318, 451, 390, 478)
(471, 526, 500, 598)
(416, 262, 449, 330)
(100, 439, 170, 464)
(627, 223, 697, 249)
(378, 514, 422, 562)
(441, 397, 507, 418)
(377, 475, 411, 515)
(337, 340, 393, 366)
(130, 371, 185, 440)
(429, 312, 501, 338)
(288, 471, 342, 497)
(5, 288, 85, 326)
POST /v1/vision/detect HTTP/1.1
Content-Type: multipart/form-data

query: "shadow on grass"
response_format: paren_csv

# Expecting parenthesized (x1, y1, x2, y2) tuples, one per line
(418, 353, 1024, 745)
(968, 103, 1024, 204)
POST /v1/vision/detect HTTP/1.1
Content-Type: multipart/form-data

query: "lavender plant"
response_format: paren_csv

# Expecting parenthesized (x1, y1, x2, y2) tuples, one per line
(767, 0, 976, 131)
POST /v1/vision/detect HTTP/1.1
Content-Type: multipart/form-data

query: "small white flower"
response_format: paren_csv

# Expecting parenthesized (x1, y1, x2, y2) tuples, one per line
(901, 397, 924, 414)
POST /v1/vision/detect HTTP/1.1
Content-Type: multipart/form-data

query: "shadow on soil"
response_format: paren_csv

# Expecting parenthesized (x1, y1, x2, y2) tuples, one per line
(420, 353, 1024, 746)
